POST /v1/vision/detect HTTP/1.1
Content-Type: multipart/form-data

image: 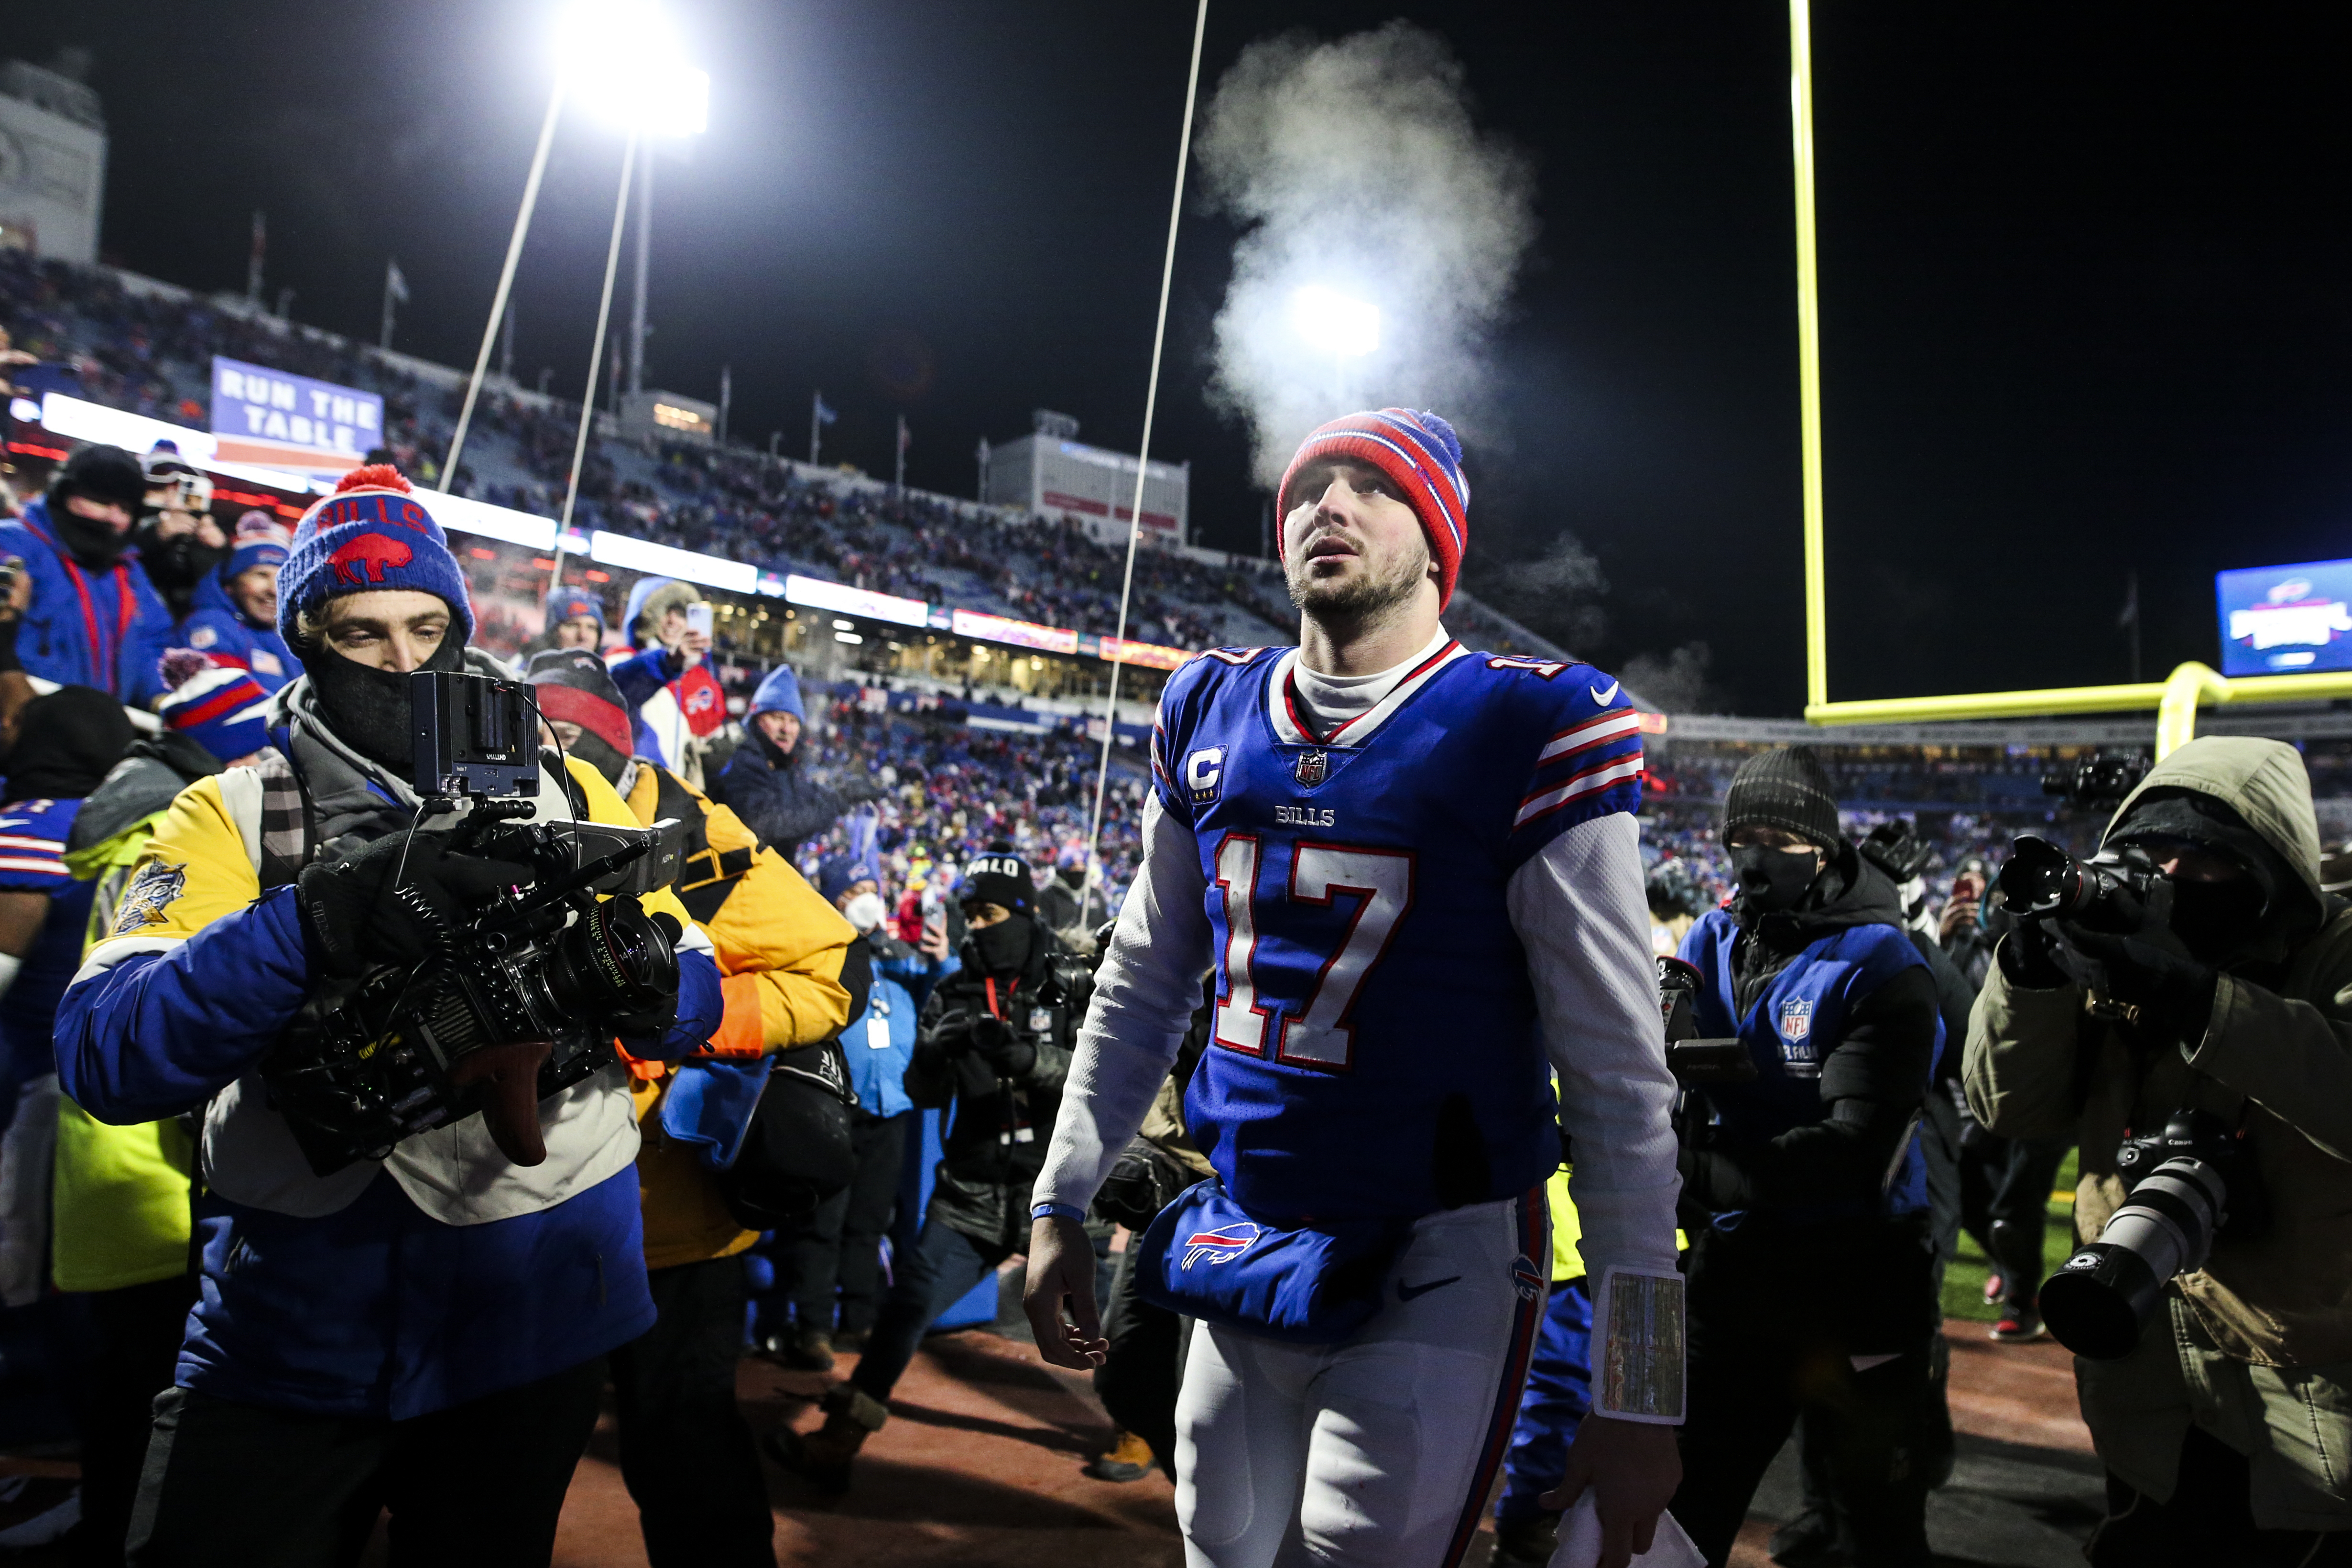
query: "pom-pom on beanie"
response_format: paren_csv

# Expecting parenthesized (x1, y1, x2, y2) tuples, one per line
(1275, 409, 1470, 608)
(276, 465, 474, 648)
(224, 510, 292, 580)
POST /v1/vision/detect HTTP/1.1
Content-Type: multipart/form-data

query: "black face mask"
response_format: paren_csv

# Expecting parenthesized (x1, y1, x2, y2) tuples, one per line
(305, 633, 465, 781)
(1730, 844, 1821, 914)
(52, 500, 130, 568)
(967, 914, 1034, 978)
(2167, 875, 2267, 965)
(133, 519, 228, 593)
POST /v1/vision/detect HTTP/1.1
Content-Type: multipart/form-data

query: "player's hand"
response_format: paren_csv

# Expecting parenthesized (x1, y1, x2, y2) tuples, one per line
(1542, 1415, 1682, 1568)
(1022, 1214, 1108, 1370)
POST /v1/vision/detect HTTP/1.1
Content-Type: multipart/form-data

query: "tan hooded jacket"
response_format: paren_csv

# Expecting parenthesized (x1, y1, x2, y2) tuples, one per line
(1965, 735, 2352, 1368)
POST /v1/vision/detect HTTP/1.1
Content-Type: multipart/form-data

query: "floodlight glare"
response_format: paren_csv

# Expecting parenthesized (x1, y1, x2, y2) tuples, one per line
(558, 0, 710, 137)
(1291, 286, 1381, 358)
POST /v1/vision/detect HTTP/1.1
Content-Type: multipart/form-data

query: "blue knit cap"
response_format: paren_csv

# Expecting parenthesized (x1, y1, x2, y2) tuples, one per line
(224, 511, 291, 581)
(817, 854, 875, 904)
(749, 664, 805, 723)
(276, 466, 475, 646)
(545, 586, 605, 634)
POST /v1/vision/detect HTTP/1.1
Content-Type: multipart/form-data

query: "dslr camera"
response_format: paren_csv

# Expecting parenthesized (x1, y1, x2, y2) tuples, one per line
(265, 671, 693, 1175)
(2040, 1110, 2270, 1360)
(1656, 955, 1755, 1088)
(1995, 834, 2163, 929)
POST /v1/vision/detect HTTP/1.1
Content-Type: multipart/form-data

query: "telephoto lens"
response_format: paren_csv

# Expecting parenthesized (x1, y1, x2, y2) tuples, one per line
(2040, 1154, 2230, 1360)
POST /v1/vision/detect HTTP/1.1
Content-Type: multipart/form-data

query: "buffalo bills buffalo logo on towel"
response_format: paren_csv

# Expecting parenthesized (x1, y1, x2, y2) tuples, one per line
(1182, 1223, 1263, 1269)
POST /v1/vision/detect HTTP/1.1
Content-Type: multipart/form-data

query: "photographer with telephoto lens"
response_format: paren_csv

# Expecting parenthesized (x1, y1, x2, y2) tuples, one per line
(52, 467, 725, 1566)
(1966, 736, 2352, 1565)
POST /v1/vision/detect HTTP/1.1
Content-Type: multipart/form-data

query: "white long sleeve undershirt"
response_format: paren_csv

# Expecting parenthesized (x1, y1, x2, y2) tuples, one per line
(1034, 796, 1682, 1282)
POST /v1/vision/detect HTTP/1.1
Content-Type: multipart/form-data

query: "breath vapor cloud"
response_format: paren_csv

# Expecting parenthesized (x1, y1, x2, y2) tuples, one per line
(1196, 23, 1537, 489)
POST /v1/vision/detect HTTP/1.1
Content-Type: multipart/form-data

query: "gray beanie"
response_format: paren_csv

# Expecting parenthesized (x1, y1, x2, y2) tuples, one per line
(1724, 747, 1842, 849)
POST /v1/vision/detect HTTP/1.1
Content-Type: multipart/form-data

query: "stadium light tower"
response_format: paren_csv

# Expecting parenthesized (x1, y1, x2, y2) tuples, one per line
(562, 0, 710, 401)
(439, 1, 709, 491)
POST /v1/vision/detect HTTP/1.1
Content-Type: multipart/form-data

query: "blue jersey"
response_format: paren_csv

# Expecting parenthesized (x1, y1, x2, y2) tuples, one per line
(1677, 908, 1941, 1221)
(1152, 640, 1645, 1224)
(0, 796, 95, 1089)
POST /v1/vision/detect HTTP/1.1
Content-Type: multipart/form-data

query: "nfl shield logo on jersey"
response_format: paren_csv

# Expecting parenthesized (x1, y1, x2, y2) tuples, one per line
(1294, 750, 1329, 787)
(1778, 997, 1820, 1076)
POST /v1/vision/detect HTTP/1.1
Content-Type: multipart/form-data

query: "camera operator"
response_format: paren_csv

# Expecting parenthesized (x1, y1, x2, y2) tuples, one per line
(1966, 736, 2352, 1564)
(524, 646, 858, 1568)
(132, 446, 228, 624)
(0, 445, 174, 706)
(768, 849, 1085, 1495)
(52, 467, 725, 1566)
(1665, 749, 1943, 1568)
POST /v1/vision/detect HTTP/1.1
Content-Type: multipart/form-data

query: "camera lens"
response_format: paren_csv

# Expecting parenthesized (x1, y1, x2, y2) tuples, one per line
(2040, 1155, 2226, 1360)
(544, 900, 680, 1017)
(1996, 835, 2082, 918)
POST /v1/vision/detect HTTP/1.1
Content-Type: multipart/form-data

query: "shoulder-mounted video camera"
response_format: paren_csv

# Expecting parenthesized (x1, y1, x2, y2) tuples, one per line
(265, 670, 695, 1175)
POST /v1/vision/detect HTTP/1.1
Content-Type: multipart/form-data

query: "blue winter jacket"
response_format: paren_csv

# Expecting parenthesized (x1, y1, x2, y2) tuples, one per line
(177, 571, 302, 693)
(54, 765, 725, 1419)
(845, 934, 956, 1119)
(0, 499, 174, 705)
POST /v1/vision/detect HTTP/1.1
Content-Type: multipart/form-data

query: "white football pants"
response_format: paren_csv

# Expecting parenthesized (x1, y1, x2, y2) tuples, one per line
(1173, 1189, 1548, 1568)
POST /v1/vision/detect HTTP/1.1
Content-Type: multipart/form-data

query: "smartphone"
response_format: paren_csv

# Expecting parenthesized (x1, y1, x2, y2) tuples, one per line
(686, 602, 714, 637)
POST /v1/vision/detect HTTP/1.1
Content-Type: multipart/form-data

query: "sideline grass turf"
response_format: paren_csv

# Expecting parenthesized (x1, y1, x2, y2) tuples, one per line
(1941, 1147, 2081, 1324)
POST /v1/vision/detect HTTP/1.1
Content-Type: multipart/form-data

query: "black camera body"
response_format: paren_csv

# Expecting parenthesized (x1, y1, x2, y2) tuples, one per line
(1996, 834, 2162, 928)
(2043, 752, 2152, 811)
(264, 671, 690, 1175)
(1656, 955, 1755, 1087)
(2040, 1110, 2270, 1361)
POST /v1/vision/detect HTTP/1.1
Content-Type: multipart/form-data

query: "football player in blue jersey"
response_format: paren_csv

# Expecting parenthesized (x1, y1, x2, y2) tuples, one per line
(1024, 408, 1687, 1568)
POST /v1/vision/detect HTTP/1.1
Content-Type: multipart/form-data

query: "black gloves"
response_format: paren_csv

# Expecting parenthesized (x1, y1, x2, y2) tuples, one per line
(297, 829, 531, 979)
(2048, 922, 2217, 1037)
(929, 1009, 1038, 1080)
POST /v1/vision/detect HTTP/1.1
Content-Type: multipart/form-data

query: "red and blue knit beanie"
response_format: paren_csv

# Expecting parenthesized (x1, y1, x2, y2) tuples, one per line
(1275, 409, 1470, 608)
(276, 465, 475, 647)
(157, 650, 272, 765)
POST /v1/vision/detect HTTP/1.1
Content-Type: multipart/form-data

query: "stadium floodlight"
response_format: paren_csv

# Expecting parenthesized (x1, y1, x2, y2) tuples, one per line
(1290, 286, 1381, 358)
(559, 0, 710, 138)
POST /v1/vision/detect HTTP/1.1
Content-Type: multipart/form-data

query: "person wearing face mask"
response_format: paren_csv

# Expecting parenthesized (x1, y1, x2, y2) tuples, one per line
(523, 645, 857, 1568)
(51, 466, 728, 1566)
(768, 849, 1085, 1495)
(1666, 747, 1944, 1568)
(1968, 737, 2352, 1566)
(762, 852, 956, 1372)
(0, 445, 174, 706)
(133, 446, 229, 625)
(710, 663, 852, 865)
(176, 511, 300, 694)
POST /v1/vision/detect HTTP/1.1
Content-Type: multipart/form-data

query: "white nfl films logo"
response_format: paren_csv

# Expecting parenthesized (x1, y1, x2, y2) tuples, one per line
(1186, 747, 1225, 806)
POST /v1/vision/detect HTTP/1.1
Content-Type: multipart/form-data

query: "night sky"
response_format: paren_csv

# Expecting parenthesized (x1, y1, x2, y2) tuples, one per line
(14, 3, 2352, 716)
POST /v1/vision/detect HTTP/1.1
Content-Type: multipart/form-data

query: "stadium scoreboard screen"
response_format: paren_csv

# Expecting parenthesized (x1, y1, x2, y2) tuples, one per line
(2216, 558, 2352, 675)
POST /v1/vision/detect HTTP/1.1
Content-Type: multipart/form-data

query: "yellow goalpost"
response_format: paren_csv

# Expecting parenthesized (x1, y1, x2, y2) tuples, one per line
(1785, 0, 2352, 755)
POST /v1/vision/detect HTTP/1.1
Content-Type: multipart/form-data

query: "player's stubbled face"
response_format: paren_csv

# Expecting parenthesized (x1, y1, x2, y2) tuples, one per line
(1282, 459, 1431, 620)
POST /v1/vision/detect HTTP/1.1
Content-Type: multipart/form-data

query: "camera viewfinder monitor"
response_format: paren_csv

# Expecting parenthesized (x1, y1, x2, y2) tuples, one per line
(2216, 558, 2352, 677)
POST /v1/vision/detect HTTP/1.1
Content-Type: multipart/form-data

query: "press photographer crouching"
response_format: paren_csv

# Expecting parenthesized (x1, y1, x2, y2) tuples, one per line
(1966, 737, 2352, 1566)
(52, 467, 725, 1567)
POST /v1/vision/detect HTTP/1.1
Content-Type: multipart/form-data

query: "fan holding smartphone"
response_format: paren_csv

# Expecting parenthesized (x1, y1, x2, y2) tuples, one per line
(611, 577, 730, 784)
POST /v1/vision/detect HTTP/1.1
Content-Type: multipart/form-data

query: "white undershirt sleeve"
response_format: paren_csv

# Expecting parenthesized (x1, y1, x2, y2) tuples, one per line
(1034, 792, 1213, 1211)
(1505, 811, 1682, 1278)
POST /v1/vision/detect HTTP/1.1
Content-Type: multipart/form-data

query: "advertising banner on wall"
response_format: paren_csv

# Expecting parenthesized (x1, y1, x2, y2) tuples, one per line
(209, 356, 383, 474)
